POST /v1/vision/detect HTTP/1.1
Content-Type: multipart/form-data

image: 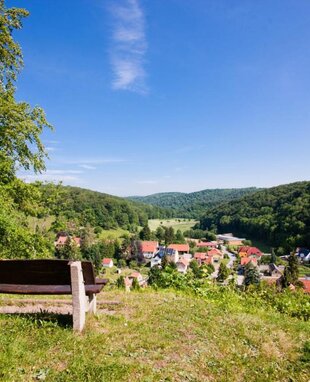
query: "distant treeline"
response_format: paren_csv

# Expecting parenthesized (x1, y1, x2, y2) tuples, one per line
(199, 181, 310, 254)
(128, 188, 259, 218)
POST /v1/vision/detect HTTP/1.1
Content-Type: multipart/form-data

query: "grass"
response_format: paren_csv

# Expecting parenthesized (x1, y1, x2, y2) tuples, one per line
(298, 265, 310, 277)
(99, 228, 130, 241)
(0, 289, 309, 381)
(102, 266, 149, 283)
(148, 218, 197, 233)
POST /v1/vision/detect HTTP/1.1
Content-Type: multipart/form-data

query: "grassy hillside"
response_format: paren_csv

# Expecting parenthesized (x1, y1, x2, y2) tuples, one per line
(200, 181, 310, 253)
(0, 290, 309, 381)
(148, 218, 197, 233)
(128, 188, 260, 218)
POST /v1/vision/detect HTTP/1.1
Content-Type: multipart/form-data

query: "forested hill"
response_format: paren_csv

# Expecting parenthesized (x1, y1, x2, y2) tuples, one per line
(127, 188, 259, 218)
(199, 181, 310, 253)
(40, 184, 173, 231)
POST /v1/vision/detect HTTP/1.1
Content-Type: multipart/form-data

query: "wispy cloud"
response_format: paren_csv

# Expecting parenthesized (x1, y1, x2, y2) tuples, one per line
(109, 0, 147, 93)
(79, 164, 97, 170)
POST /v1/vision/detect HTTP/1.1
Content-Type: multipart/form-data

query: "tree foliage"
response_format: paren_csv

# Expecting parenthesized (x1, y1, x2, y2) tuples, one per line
(200, 182, 310, 252)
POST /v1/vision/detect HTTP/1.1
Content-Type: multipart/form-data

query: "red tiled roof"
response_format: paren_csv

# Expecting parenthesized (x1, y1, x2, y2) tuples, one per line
(194, 253, 207, 260)
(238, 246, 250, 253)
(55, 235, 68, 245)
(168, 244, 190, 252)
(207, 248, 222, 256)
(241, 257, 257, 266)
(102, 258, 113, 265)
(246, 247, 262, 256)
(177, 259, 189, 267)
(141, 241, 158, 253)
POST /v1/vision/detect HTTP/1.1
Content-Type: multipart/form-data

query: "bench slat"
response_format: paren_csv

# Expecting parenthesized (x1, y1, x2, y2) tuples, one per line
(0, 283, 104, 295)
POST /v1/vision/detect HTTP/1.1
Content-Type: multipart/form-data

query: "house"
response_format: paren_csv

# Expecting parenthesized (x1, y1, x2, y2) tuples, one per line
(207, 248, 222, 262)
(247, 247, 263, 259)
(168, 244, 190, 255)
(54, 234, 81, 248)
(127, 272, 147, 287)
(102, 258, 113, 268)
(140, 241, 158, 259)
(194, 253, 213, 266)
(54, 235, 68, 247)
(197, 241, 217, 248)
(238, 246, 262, 259)
(176, 259, 189, 273)
(240, 257, 258, 266)
(150, 256, 162, 268)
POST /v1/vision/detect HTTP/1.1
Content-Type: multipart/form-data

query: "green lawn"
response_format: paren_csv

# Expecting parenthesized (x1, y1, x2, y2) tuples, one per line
(148, 218, 197, 233)
(0, 290, 309, 381)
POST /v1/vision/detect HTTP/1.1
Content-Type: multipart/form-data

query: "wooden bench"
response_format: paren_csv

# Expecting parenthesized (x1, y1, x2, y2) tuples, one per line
(0, 259, 108, 331)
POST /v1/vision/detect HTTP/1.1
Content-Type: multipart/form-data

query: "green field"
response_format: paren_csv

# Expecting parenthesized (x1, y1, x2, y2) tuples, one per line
(148, 218, 197, 233)
(0, 290, 309, 381)
(99, 228, 130, 241)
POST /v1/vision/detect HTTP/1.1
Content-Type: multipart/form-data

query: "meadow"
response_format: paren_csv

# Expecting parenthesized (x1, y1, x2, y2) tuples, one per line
(148, 218, 197, 233)
(0, 289, 309, 382)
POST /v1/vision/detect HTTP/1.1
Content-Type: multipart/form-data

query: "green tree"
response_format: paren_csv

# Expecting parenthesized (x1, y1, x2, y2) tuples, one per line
(56, 237, 81, 261)
(243, 263, 260, 287)
(217, 262, 230, 282)
(175, 229, 185, 244)
(155, 226, 165, 243)
(281, 253, 299, 288)
(164, 226, 175, 245)
(139, 225, 151, 240)
(116, 275, 125, 289)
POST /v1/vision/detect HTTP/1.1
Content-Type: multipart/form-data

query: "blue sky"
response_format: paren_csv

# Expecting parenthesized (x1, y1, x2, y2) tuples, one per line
(10, 0, 310, 195)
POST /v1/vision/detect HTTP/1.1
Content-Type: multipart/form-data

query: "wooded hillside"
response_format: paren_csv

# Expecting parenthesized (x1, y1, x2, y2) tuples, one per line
(199, 181, 310, 253)
(128, 188, 259, 218)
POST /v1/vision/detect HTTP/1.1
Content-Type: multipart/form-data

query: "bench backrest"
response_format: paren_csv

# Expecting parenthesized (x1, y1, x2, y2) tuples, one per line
(0, 259, 96, 285)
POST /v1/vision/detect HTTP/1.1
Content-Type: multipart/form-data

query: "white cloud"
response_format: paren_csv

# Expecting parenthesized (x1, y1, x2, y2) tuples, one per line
(79, 164, 97, 170)
(110, 0, 147, 93)
(45, 146, 57, 152)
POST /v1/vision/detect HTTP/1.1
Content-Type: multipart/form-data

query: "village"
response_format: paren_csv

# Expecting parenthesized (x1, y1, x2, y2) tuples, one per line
(54, 232, 310, 294)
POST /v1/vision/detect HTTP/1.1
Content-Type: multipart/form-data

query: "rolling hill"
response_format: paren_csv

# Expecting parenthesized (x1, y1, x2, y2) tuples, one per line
(199, 181, 310, 252)
(128, 187, 260, 218)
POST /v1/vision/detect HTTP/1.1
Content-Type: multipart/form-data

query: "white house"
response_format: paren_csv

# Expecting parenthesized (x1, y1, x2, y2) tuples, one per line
(102, 258, 114, 268)
(140, 241, 158, 259)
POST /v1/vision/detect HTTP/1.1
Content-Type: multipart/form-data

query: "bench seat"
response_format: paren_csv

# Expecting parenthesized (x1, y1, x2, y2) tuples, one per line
(0, 283, 106, 295)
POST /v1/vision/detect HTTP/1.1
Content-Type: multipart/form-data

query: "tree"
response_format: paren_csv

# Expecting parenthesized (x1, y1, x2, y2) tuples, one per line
(217, 262, 230, 282)
(189, 260, 203, 278)
(139, 225, 151, 240)
(0, 1, 52, 259)
(270, 248, 277, 264)
(0, 0, 52, 180)
(281, 252, 299, 288)
(56, 237, 81, 261)
(155, 226, 165, 243)
(243, 263, 260, 287)
(175, 229, 185, 244)
(116, 275, 125, 289)
(164, 226, 175, 245)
